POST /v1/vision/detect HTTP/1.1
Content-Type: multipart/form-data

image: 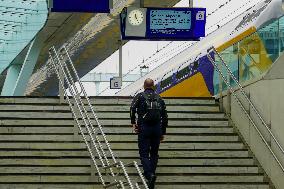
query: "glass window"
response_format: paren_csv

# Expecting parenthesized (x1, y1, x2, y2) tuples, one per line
(0, 0, 48, 74)
(214, 45, 239, 95)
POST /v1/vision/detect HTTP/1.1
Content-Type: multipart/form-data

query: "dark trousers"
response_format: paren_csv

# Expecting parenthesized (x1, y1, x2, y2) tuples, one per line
(138, 122, 162, 180)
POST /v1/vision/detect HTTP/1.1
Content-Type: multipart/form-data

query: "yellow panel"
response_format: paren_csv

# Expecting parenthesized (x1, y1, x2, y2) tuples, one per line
(216, 27, 257, 52)
(238, 33, 273, 80)
(160, 73, 212, 97)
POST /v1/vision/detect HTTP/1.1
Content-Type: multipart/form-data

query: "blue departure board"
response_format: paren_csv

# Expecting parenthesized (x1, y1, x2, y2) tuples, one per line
(51, 0, 111, 13)
(121, 7, 206, 40)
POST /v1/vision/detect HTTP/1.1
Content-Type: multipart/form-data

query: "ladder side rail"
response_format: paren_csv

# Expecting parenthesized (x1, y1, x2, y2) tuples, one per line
(62, 45, 118, 163)
(56, 48, 115, 168)
(53, 45, 148, 189)
(62, 46, 142, 188)
(53, 47, 120, 182)
(49, 53, 107, 185)
(50, 49, 122, 187)
(51, 46, 141, 189)
(133, 161, 148, 188)
(50, 47, 107, 168)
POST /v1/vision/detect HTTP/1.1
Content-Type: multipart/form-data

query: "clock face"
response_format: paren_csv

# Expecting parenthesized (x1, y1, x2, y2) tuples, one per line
(128, 9, 144, 26)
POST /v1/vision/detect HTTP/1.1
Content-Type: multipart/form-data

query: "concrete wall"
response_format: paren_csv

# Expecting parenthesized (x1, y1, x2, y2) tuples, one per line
(220, 60, 284, 188)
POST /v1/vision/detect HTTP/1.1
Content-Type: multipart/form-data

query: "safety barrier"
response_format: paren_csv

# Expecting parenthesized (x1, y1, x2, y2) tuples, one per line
(207, 46, 284, 173)
(49, 45, 148, 189)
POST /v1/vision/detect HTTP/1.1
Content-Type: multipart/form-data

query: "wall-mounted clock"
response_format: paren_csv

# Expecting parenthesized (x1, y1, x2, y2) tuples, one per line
(128, 9, 145, 26)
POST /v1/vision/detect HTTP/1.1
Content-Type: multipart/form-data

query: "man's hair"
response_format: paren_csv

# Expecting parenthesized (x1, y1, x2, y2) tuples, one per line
(144, 78, 154, 89)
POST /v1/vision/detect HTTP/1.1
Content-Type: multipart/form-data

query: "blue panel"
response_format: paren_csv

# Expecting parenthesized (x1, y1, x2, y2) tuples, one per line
(121, 7, 206, 40)
(51, 0, 110, 13)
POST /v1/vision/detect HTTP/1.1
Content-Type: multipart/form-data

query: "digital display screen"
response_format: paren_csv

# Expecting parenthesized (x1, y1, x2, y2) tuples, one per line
(121, 7, 206, 40)
(150, 10, 192, 33)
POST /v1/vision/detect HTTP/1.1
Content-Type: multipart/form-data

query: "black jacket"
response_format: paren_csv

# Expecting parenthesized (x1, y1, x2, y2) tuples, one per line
(130, 89, 168, 135)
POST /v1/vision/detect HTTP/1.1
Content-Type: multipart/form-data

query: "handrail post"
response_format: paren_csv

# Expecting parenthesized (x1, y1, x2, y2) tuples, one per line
(90, 140, 96, 179)
(72, 105, 80, 139)
(227, 70, 231, 116)
(218, 61, 224, 112)
(59, 67, 65, 104)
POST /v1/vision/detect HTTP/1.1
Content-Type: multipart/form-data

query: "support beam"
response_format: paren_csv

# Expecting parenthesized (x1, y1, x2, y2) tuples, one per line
(95, 82, 100, 96)
(119, 41, 123, 79)
(1, 64, 22, 96)
(12, 35, 44, 96)
(227, 73, 231, 116)
(140, 0, 144, 7)
(117, 40, 123, 89)
(189, 0, 193, 7)
(133, 0, 144, 7)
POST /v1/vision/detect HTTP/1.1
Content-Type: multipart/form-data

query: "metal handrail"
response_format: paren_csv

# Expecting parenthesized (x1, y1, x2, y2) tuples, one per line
(49, 45, 148, 189)
(207, 46, 284, 172)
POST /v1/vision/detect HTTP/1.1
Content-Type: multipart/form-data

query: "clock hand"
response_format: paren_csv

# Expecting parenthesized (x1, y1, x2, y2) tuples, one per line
(135, 14, 138, 20)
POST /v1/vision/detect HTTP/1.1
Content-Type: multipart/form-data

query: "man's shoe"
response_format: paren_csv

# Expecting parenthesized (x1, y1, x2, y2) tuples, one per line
(149, 174, 157, 189)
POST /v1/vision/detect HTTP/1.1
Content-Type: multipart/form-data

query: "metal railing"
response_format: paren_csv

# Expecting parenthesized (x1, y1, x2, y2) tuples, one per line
(207, 46, 284, 172)
(48, 45, 148, 189)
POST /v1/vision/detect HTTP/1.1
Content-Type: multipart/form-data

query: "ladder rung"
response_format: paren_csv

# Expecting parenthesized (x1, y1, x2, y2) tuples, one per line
(124, 162, 135, 167)
(104, 181, 119, 188)
(103, 162, 120, 169)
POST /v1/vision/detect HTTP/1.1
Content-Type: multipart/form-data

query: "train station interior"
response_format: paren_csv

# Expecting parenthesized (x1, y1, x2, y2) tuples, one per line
(0, 0, 283, 188)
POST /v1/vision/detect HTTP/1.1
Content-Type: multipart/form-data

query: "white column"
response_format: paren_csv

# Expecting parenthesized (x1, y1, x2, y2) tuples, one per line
(189, 0, 193, 7)
(119, 41, 123, 79)
(95, 82, 100, 96)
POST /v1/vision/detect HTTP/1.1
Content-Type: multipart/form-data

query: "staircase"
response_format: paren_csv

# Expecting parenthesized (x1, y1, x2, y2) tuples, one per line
(0, 97, 271, 189)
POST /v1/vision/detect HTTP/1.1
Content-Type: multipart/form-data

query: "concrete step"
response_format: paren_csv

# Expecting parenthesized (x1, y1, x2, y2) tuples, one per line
(0, 126, 235, 134)
(0, 183, 270, 189)
(0, 158, 255, 166)
(0, 134, 240, 142)
(0, 126, 234, 134)
(0, 142, 245, 150)
(0, 150, 250, 158)
(103, 127, 235, 134)
(0, 97, 217, 105)
(0, 112, 226, 119)
(0, 104, 220, 112)
(94, 105, 221, 112)
(0, 166, 260, 174)
(98, 174, 266, 183)
(0, 97, 270, 189)
(0, 174, 265, 183)
(103, 150, 248, 158)
(0, 119, 229, 127)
